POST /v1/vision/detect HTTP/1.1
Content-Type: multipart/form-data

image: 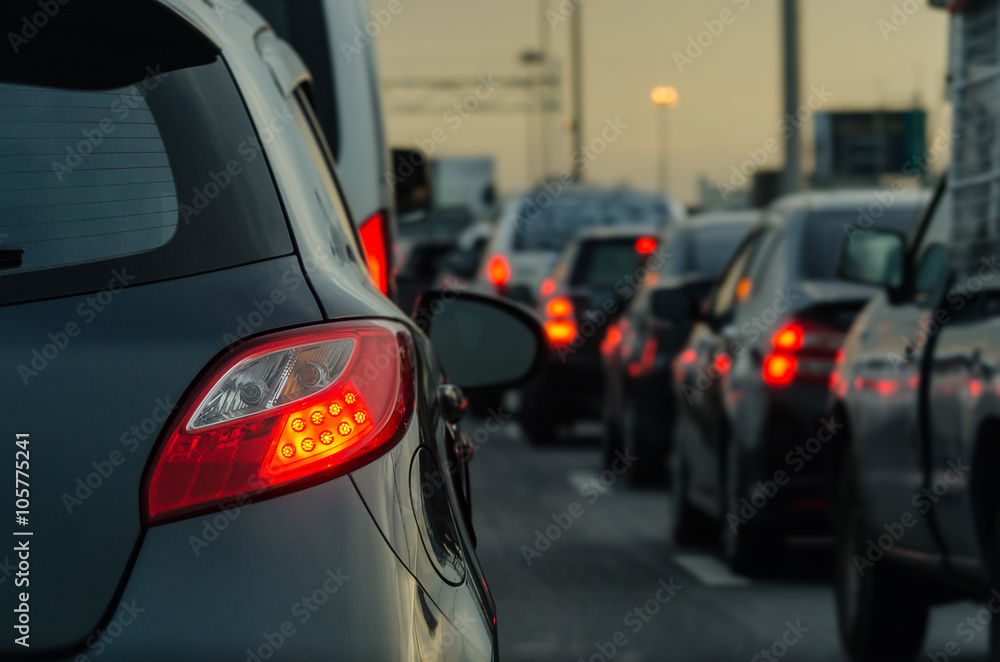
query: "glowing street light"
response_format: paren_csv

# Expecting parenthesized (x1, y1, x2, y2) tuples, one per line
(651, 85, 679, 107)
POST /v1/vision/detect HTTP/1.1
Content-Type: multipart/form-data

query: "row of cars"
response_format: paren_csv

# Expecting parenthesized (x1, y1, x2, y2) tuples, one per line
(0, 1, 543, 660)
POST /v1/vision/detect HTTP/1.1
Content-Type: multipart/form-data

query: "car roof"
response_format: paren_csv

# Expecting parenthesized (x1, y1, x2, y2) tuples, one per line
(680, 210, 761, 229)
(770, 189, 932, 215)
(572, 225, 660, 242)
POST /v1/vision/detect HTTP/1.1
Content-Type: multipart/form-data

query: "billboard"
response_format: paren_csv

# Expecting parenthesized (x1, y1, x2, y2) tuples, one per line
(814, 110, 927, 183)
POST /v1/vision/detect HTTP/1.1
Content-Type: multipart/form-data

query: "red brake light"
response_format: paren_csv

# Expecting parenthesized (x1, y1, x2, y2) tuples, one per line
(679, 348, 697, 366)
(540, 277, 556, 297)
(144, 321, 414, 524)
(772, 324, 804, 351)
(601, 326, 623, 356)
(544, 320, 577, 345)
(763, 354, 797, 386)
(635, 237, 658, 255)
(546, 297, 573, 319)
(487, 255, 510, 286)
(713, 353, 732, 374)
(359, 212, 390, 295)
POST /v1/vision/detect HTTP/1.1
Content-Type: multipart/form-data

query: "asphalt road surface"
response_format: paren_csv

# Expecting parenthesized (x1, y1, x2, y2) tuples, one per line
(467, 417, 992, 662)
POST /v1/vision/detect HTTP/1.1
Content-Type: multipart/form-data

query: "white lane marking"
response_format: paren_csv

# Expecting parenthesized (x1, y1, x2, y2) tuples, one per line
(672, 553, 751, 587)
(567, 471, 611, 495)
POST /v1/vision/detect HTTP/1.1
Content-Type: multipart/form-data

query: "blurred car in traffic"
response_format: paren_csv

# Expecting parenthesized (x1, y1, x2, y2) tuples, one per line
(0, 2, 545, 659)
(438, 221, 495, 287)
(825, 180, 957, 661)
(520, 227, 666, 442)
(601, 211, 757, 485)
(476, 187, 685, 305)
(670, 190, 929, 574)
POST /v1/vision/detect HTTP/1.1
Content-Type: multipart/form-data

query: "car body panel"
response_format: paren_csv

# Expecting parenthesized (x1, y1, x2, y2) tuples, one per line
(0, 257, 322, 653)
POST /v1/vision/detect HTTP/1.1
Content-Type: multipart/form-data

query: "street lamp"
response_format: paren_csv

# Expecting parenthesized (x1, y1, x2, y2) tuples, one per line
(651, 86, 678, 193)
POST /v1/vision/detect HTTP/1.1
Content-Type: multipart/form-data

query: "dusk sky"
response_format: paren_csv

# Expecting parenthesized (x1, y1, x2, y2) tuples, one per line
(375, 0, 951, 206)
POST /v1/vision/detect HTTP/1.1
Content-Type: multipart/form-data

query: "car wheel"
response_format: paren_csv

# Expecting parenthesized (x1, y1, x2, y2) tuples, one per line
(722, 441, 777, 576)
(834, 457, 928, 661)
(669, 445, 709, 545)
(987, 511, 1000, 662)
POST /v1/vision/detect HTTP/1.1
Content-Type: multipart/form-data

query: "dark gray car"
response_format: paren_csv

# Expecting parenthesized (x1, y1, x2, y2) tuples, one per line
(0, 1, 543, 659)
(670, 190, 928, 574)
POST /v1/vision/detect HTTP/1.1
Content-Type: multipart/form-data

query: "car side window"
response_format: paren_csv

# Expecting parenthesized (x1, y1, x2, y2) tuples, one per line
(290, 86, 361, 252)
(711, 234, 758, 319)
(743, 226, 780, 289)
(910, 187, 951, 303)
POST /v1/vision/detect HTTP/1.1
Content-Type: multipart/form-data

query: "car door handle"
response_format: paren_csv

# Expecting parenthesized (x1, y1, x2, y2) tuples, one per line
(437, 384, 467, 424)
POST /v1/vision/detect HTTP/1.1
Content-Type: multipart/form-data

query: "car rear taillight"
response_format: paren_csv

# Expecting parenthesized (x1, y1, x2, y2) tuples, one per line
(487, 255, 510, 288)
(635, 237, 658, 255)
(359, 212, 391, 295)
(763, 354, 797, 386)
(546, 297, 573, 318)
(543, 295, 576, 346)
(545, 320, 577, 345)
(762, 320, 843, 388)
(539, 277, 556, 297)
(144, 321, 414, 524)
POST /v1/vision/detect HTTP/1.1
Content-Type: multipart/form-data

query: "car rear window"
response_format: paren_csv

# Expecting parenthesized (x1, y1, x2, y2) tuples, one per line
(800, 207, 919, 280)
(571, 239, 647, 287)
(684, 224, 751, 276)
(0, 58, 293, 306)
(514, 194, 670, 252)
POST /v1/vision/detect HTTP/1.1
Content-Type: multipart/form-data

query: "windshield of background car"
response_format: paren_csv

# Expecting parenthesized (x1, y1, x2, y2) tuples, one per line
(800, 207, 919, 280)
(513, 193, 670, 252)
(682, 223, 752, 276)
(570, 238, 648, 288)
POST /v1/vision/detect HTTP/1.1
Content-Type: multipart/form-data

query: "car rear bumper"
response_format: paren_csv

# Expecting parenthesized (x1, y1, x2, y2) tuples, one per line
(734, 380, 836, 534)
(42, 469, 493, 661)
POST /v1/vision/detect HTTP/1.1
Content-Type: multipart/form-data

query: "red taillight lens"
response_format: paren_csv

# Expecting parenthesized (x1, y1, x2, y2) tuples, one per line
(713, 352, 732, 375)
(635, 237, 658, 255)
(546, 297, 573, 319)
(144, 321, 414, 524)
(540, 277, 556, 297)
(600, 325, 623, 356)
(763, 319, 844, 387)
(487, 255, 510, 286)
(762, 354, 797, 386)
(772, 324, 804, 351)
(679, 348, 697, 366)
(359, 212, 390, 295)
(545, 320, 577, 345)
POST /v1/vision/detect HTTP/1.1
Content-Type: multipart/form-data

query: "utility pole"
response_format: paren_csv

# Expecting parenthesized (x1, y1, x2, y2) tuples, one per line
(569, 5, 584, 182)
(539, 0, 552, 181)
(782, 0, 801, 194)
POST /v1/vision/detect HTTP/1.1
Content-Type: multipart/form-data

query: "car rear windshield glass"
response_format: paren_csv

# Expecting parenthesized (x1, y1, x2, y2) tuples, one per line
(514, 194, 670, 252)
(0, 58, 293, 306)
(801, 208, 918, 280)
(684, 224, 750, 276)
(571, 239, 647, 287)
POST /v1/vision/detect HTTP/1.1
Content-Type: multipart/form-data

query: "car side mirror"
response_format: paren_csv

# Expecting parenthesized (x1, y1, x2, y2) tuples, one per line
(392, 148, 433, 224)
(838, 229, 905, 290)
(413, 290, 547, 394)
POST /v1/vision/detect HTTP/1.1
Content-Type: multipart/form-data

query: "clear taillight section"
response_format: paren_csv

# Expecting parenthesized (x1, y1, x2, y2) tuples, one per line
(144, 321, 414, 524)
